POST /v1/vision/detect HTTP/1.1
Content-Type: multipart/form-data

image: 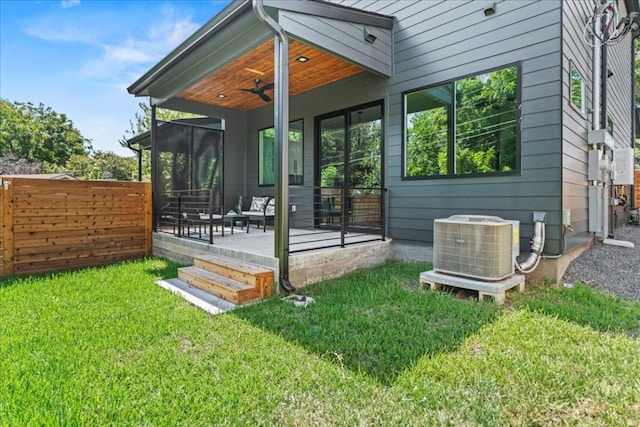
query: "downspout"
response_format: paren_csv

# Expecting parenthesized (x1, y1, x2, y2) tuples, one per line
(151, 104, 158, 232)
(590, 8, 609, 240)
(633, 36, 638, 211)
(125, 140, 143, 182)
(253, 0, 295, 294)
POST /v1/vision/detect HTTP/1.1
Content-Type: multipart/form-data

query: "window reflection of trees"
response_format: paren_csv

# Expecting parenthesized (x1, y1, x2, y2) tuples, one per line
(405, 65, 518, 177)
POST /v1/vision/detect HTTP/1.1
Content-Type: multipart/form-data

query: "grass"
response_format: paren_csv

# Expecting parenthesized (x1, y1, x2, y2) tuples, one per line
(1, 258, 639, 426)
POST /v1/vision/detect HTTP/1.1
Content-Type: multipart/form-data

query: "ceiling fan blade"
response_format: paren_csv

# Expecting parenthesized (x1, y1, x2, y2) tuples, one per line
(260, 82, 274, 91)
(258, 92, 271, 102)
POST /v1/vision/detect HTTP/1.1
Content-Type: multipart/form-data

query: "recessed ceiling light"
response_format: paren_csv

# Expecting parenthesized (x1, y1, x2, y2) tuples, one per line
(296, 56, 309, 63)
(217, 94, 226, 98)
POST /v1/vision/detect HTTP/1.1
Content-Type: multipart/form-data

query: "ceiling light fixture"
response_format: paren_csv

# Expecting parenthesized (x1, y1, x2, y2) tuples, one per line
(217, 94, 226, 98)
(296, 56, 309, 62)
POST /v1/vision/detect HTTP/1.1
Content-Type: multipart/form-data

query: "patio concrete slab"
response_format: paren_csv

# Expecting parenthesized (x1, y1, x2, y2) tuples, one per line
(157, 277, 237, 315)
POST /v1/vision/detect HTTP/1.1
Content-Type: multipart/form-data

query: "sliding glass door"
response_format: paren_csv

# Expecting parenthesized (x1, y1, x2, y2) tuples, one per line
(316, 101, 383, 231)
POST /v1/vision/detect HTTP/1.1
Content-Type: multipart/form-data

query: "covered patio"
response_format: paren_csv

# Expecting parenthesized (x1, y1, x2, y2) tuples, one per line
(128, 0, 394, 290)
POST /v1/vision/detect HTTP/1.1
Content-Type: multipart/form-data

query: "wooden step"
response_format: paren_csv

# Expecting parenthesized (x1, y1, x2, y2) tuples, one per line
(178, 266, 262, 305)
(193, 255, 273, 298)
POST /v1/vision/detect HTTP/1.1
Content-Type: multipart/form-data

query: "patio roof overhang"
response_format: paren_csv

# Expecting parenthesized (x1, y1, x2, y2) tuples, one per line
(127, 0, 394, 112)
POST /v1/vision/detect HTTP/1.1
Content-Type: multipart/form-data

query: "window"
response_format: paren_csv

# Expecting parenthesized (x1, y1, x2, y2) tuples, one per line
(404, 65, 519, 177)
(259, 119, 303, 186)
(570, 63, 585, 114)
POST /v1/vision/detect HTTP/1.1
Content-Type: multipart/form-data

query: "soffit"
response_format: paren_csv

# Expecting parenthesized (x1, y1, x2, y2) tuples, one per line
(175, 38, 364, 112)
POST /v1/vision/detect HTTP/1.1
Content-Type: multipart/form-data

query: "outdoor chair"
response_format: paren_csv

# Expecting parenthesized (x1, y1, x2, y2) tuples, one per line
(182, 209, 223, 238)
(320, 196, 341, 225)
(242, 196, 275, 232)
(320, 196, 353, 226)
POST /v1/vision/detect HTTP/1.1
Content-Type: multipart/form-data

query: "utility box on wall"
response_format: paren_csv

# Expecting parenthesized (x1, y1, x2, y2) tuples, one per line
(613, 147, 635, 185)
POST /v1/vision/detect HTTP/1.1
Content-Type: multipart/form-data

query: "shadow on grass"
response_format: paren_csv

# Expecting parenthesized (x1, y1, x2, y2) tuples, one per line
(0, 257, 183, 291)
(233, 261, 501, 385)
(142, 258, 182, 280)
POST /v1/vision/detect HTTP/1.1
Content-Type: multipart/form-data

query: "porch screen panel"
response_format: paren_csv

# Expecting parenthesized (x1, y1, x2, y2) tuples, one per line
(192, 127, 224, 207)
(156, 123, 191, 192)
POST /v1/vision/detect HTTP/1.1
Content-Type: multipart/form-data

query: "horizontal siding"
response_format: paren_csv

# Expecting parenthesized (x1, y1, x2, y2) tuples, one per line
(561, 0, 635, 247)
(279, 11, 392, 76)
(355, 0, 564, 250)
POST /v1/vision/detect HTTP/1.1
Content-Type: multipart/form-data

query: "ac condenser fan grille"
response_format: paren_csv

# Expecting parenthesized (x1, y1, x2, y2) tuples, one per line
(433, 216, 516, 281)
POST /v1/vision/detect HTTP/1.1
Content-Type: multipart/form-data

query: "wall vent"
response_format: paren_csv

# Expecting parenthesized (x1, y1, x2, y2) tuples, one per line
(433, 215, 519, 281)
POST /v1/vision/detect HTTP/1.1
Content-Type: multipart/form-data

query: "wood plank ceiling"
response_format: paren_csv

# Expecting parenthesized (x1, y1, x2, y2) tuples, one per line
(176, 39, 364, 112)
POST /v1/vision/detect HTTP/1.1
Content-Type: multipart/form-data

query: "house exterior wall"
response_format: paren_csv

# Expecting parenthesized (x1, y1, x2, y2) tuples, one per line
(278, 9, 393, 76)
(349, 0, 565, 252)
(562, 0, 636, 246)
(202, 0, 635, 258)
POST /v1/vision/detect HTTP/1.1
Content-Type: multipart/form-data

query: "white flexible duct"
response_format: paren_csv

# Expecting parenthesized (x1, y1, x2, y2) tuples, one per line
(515, 221, 545, 274)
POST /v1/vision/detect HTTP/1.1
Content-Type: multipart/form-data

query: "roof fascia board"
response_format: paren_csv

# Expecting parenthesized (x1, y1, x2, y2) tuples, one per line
(128, 0, 252, 96)
(146, 16, 271, 105)
(263, 0, 393, 29)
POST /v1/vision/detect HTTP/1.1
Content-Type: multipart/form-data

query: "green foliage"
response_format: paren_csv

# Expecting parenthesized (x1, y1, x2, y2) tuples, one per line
(511, 281, 640, 336)
(119, 102, 202, 181)
(236, 261, 499, 385)
(0, 99, 91, 167)
(406, 66, 517, 176)
(1, 260, 640, 425)
(320, 165, 338, 186)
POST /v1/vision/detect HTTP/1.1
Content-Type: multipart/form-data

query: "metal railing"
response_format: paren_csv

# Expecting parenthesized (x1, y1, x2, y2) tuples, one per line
(155, 188, 225, 244)
(288, 186, 385, 253)
(154, 186, 386, 252)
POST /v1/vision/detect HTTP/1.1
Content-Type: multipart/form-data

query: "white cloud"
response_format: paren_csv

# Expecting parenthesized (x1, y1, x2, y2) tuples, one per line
(61, 0, 81, 9)
(80, 13, 200, 81)
(23, 5, 201, 86)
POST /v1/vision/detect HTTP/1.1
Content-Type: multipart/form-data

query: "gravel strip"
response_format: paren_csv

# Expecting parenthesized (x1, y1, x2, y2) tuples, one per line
(561, 225, 640, 299)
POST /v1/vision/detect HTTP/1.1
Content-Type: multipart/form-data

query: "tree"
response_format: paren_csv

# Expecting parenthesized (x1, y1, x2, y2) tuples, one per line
(0, 99, 91, 168)
(406, 66, 517, 176)
(119, 102, 202, 180)
(0, 154, 42, 175)
(91, 151, 137, 180)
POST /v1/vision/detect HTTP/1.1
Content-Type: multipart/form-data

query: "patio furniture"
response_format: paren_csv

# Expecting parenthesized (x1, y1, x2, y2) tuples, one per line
(198, 212, 225, 235)
(242, 196, 275, 232)
(220, 213, 248, 234)
(320, 196, 353, 226)
(321, 196, 341, 224)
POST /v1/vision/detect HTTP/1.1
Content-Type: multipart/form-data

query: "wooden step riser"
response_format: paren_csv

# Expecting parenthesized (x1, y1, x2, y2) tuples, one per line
(178, 269, 262, 305)
(193, 258, 273, 298)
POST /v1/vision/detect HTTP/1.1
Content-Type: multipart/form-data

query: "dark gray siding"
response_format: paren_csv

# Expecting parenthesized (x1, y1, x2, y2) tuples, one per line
(562, 0, 595, 250)
(561, 0, 635, 248)
(278, 10, 392, 76)
(339, 0, 565, 251)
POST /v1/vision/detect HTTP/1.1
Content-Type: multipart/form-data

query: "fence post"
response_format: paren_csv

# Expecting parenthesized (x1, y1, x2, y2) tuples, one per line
(2, 179, 14, 276)
(144, 182, 153, 256)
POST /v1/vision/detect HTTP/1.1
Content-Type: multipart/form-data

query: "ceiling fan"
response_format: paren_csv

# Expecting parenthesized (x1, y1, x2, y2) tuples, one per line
(238, 78, 274, 102)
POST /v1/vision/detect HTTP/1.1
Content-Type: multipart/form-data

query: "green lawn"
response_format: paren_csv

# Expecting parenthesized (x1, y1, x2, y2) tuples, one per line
(1, 259, 639, 426)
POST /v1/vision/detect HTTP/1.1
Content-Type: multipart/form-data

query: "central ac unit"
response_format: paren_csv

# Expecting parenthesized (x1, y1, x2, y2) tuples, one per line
(433, 215, 520, 280)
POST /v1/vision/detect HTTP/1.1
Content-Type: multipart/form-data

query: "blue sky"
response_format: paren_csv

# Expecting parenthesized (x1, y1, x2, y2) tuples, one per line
(0, 0, 230, 156)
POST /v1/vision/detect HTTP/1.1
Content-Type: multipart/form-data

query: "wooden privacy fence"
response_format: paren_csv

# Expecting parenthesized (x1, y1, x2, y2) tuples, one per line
(0, 177, 152, 276)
